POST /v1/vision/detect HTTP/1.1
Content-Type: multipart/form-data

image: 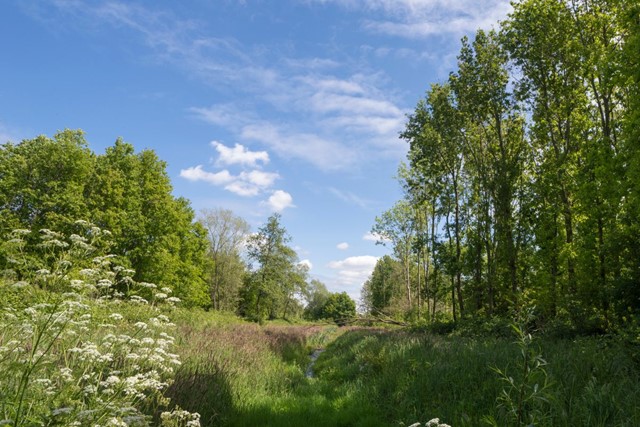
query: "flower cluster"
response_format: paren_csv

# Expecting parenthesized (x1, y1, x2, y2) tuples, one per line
(0, 224, 199, 426)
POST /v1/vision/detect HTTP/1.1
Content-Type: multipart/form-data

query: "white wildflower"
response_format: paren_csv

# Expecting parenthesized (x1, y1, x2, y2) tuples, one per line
(58, 259, 73, 269)
(104, 417, 127, 427)
(52, 407, 73, 416)
(130, 295, 148, 305)
(59, 367, 74, 382)
(97, 279, 113, 288)
(12, 281, 29, 289)
(70, 234, 88, 243)
(139, 282, 157, 289)
(79, 268, 98, 277)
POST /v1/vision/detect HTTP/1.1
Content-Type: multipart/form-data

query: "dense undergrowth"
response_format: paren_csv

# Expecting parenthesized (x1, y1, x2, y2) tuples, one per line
(0, 225, 199, 427)
(315, 329, 640, 426)
(167, 312, 639, 427)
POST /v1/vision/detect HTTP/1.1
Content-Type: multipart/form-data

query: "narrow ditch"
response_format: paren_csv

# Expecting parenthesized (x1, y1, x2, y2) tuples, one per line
(305, 349, 324, 378)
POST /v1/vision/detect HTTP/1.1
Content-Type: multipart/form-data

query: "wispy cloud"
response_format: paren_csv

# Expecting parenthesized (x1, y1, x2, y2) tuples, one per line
(363, 231, 392, 243)
(337, 242, 349, 250)
(306, 0, 512, 38)
(36, 1, 409, 172)
(190, 104, 253, 129)
(328, 255, 378, 288)
(240, 123, 357, 172)
(329, 187, 372, 209)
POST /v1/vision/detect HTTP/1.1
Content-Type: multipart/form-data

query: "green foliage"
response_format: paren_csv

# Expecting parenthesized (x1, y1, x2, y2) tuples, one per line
(240, 214, 307, 321)
(315, 329, 639, 426)
(0, 132, 209, 307)
(0, 225, 199, 426)
(361, 255, 404, 316)
(376, 0, 638, 330)
(488, 314, 553, 426)
(304, 279, 330, 320)
(0, 130, 94, 234)
(198, 208, 250, 311)
(320, 292, 356, 326)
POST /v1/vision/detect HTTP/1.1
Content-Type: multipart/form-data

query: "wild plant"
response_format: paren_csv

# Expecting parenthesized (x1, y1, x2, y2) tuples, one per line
(0, 222, 198, 427)
(405, 418, 452, 427)
(485, 309, 552, 426)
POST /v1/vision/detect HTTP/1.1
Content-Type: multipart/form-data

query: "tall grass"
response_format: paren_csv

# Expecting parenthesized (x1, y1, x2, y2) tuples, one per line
(314, 329, 640, 426)
(167, 318, 343, 426)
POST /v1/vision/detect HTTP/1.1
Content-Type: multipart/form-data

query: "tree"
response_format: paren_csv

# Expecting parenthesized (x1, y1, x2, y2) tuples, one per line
(361, 255, 403, 316)
(451, 29, 526, 313)
(304, 279, 330, 320)
(321, 292, 356, 326)
(0, 130, 93, 234)
(87, 142, 209, 306)
(198, 208, 250, 310)
(402, 84, 467, 320)
(0, 131, 209, 307)
(241, 214, 301, 321)
(372, 200, 416, 311)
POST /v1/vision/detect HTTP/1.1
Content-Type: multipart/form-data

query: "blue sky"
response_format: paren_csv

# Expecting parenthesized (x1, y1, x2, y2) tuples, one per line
(0, 0, 511, 303)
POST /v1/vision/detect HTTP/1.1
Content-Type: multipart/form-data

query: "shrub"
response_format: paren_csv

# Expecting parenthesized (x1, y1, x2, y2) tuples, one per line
(0, 224, 198, 426)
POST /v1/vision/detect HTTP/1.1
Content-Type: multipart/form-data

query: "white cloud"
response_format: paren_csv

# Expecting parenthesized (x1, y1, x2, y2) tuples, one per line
(299, 259, 313, 270)
(180, 165, 234, 185)
(180, 165, 279, 197)
(241, 123, 357, 172)
(239, 170, 278, 187)
(306, 0, 512, 38)
(328, 255, 379, 287)
(363, 231, 392, 243)
(212, 141, 269, 167)
(223, 181, 261, 197)
(337, 242, 349, 250)
(265, 190, 294, 212)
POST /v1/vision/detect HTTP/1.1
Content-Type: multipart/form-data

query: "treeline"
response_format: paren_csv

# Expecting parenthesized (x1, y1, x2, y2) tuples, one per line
(363, 0, 640, 333)
(0, 131, 354, 321)
(0, 130, 209, 305)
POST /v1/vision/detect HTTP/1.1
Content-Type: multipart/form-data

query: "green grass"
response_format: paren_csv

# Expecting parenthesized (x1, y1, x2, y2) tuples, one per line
(169, 317, 640, 427)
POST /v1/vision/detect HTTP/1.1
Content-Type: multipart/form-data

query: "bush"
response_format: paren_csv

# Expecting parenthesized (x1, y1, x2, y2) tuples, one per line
(0, 224, 198, 426)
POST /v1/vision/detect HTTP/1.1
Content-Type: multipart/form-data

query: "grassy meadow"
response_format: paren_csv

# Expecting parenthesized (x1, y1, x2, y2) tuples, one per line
(2, 276, 639, 426)
(167, 313, 640, 427)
